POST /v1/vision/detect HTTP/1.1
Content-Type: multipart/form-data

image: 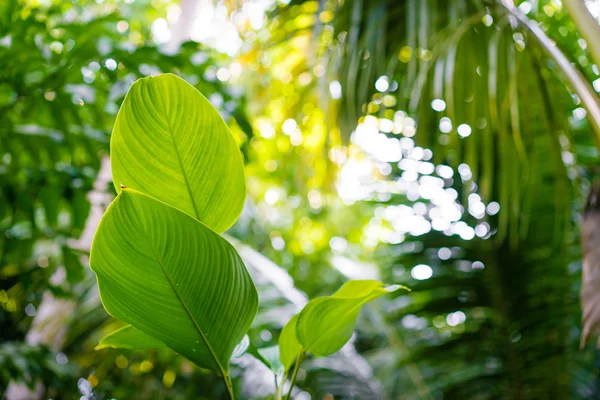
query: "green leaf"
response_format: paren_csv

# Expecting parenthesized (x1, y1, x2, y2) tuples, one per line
(231, 335, 250, 358)
(246, 341, 283, 374)
(111, 73, 246, 233)
(71, 189, 90, 233)
(296, 280, 406, 357)
(39, 184, 61, 227)
(277, 281, 406, 372)
(279, 314, 302, 372)
(256, 345, 283, 374)
(96, 325, 166, 350)
(97, 325, 251, 361)
(90, 188, 258, 375)
(62, 246, 85, 284)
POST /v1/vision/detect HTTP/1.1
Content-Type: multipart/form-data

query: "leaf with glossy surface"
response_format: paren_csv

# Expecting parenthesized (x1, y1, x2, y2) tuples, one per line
(296, 280, 406, 357)
(111, 73, 245, 233)
(90, 188, 258, 375)
(98, 325, 252, 362)
(96, 325, 166, 350)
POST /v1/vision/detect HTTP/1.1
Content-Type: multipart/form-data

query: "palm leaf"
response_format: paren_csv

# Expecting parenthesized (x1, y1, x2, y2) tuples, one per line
(262, 0, 600, 397)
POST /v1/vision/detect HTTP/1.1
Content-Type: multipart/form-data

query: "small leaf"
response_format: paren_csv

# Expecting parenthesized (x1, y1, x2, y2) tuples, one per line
(39, 184, 61, 227)
(296, 280, 407, 357)
(62, 246, 85, 284)
(71, 189, 90, 233)
(96, 325, 166, 350)
(90, 188, 258, 375)
(258, 346, 283, 374)
(111, 73, 246, 233)
(248, 343, 283, 374)
(279, 314, 302, 372)
(231, 335, 250, 359)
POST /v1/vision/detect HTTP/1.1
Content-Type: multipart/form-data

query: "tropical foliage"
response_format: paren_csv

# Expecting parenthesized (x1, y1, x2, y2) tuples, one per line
(3, 0, 600, 399)
(89, 72, 405, 398)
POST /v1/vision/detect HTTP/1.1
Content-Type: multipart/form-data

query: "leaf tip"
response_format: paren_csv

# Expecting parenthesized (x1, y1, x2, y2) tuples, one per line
(384, 284, 410, 293)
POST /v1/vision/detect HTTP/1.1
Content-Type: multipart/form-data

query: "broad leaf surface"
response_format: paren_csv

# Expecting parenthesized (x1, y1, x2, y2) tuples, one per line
(96, 325, 166, 350)
(98, 325, 252, 362)
(296, 280, 406, 357)
(90, 188, 258, 374)
(111, 73, 245, 233)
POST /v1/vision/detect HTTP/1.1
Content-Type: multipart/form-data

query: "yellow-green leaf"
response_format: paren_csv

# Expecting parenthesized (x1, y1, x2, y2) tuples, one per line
(296, 280, 406, 357)
(111, 73, 245, 233)
(96, 325, 166, 350)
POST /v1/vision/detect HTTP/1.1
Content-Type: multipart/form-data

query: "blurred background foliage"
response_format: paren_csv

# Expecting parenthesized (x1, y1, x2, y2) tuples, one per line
(3, 0, 600, 399)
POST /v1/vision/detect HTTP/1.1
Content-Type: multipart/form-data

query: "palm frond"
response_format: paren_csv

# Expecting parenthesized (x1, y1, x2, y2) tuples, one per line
(260, 0, 600, 397)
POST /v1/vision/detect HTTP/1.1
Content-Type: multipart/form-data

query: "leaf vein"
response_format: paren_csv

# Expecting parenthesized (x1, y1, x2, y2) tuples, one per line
(153, 80, 202, 220)
(126, 194, 227, 377)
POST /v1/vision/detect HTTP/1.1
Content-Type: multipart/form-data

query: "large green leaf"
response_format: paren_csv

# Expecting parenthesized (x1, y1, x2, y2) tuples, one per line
(111, 73, 245, 233)
(90, 188, 258, 375)
(96, 325, 166, 350)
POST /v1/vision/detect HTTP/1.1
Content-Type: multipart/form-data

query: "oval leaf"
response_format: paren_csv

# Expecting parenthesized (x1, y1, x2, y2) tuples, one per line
(90, 188, 258, 375)
(296, 280, 406, 357)
(111, 73, 245, 233)
(96, 325, 166, 350)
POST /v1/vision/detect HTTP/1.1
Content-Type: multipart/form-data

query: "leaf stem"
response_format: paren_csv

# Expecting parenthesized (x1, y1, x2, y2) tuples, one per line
(285, 351, 305, 400)
(498, 0, 600, 140)
(276, 371, 288, 400)
(223, 374, 235, 400)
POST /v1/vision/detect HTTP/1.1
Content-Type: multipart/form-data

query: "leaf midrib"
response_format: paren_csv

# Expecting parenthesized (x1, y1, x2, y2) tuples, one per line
(128, 195, 227, 377)
(154, 81, 201, 221)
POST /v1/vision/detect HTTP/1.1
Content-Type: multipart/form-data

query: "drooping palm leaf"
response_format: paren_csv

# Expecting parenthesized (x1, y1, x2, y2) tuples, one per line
(261, 0, 600, 397)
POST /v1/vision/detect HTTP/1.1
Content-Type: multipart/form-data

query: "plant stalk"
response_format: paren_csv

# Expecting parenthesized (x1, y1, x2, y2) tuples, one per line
(498, 0, 600, 142)
(223, 374, 235, 400)
(563, 0, 600, 69)
(276, 371, 287, 400)
(285, 352, 305, 400)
